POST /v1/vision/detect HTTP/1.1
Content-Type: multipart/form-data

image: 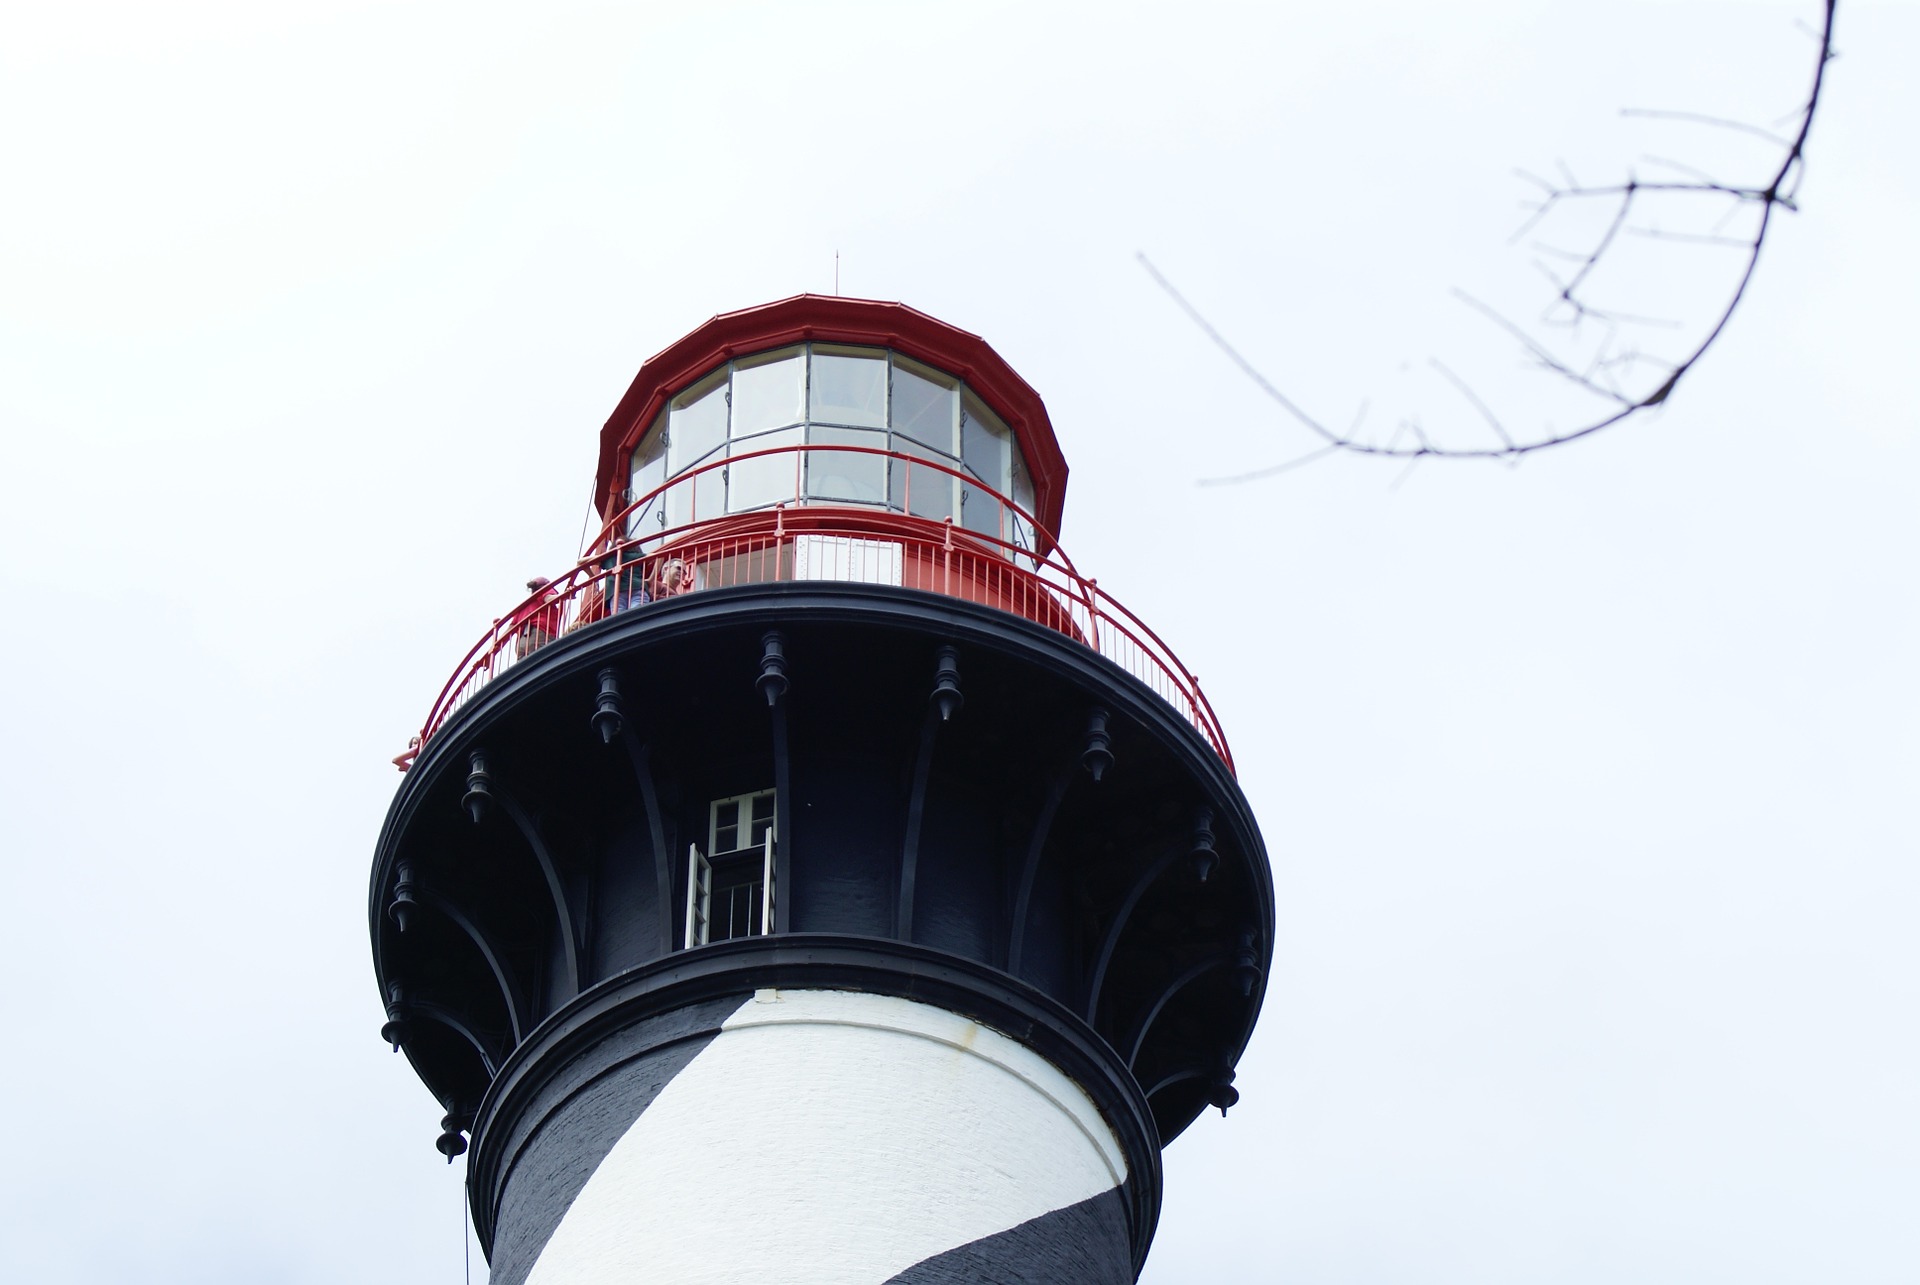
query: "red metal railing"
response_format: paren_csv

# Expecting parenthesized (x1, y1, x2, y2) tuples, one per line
(396, 445, 1233, 774)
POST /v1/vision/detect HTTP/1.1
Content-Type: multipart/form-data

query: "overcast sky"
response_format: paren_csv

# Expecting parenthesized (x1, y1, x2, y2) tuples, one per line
(1, 2, 1914, 1282)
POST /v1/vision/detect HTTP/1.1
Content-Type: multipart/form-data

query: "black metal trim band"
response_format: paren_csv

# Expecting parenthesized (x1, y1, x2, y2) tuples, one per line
(373, 583, 1270, 1000)
(376, 581, 1254, 896)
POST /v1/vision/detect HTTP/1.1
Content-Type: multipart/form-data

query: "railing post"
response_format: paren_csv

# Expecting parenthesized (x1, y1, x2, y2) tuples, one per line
(942, 516, 954, 597)
(1192, 671, 1222, 760)
(1085, 576, 1101, 652)
(772, 502, 786, 586)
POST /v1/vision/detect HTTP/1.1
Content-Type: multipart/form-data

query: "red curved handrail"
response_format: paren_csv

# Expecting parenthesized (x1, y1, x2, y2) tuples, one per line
(399, 445, 1233, 774)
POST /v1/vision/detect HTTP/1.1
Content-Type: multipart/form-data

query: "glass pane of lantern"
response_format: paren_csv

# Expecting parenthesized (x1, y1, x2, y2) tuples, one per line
(891, 357, 957, 452)
(668, 370, 729, 474)
(630, 413, 668, 496)
(960, 483, 1002, 540)
(1009, 453, 1036, 555)
(888, 436, 955, 522)
(809, 347, 887, 427)
(960, 395, 1010, 539)
(727, 427, 804, 513)
(961, 393, 1009, 490)
(730, 348, 804, 436)
(627, 412, 668, 537)
(663, 473, 697, 532)
(805, 426, 886, 504)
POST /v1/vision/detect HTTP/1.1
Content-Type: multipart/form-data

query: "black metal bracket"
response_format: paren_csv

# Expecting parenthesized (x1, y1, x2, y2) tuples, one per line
(592, 667, 624, 744)
(1007, 705, 1116, 977)
(1189, 805, 1217, 883)
(437, 1099, 470, 1162)
(1084, 843, 1184, 1028)
(756, 630, 789, 707)
(597, 670, 677, 958)
(420, 884, 527, 1046)
(763, 631, 794, 933)
(406, 999, 504, 1078)
(387, 859, 418, 934)
(1082, 706, 1114, 781)
(462, 750, 493, 824)
(471, 764, 583, 1000)
(898, 645, 961, 940)
(1124, 955, 1229, 1071)
(380, 980, 407, 1050)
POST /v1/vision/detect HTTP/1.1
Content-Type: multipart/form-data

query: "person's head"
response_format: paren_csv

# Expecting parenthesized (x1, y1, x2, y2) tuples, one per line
(526, 576, 550, 593)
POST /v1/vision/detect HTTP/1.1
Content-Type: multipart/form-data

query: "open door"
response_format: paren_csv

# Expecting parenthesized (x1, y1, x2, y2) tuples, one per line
(684, 843, 712, 948)
(760, 830, 776, 937)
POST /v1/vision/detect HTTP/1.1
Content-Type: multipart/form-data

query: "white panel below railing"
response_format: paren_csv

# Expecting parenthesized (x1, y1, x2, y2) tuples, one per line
(792, 534, 904, 586)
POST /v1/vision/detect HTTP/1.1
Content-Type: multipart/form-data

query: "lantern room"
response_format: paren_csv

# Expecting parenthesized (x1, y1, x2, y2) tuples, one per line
(592, 296, 1070, 552)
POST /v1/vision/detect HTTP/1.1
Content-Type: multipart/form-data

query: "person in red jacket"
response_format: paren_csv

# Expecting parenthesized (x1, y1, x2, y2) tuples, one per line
(513, 576, 564, 659)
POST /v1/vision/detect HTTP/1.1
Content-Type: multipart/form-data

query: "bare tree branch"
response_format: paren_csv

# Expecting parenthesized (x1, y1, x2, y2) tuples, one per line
(1145, 0, 1837, 470)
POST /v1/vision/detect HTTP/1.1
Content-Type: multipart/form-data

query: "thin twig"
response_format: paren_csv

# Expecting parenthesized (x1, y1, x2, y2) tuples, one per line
(1622, 107, 1793, 147)
(1198, 442, 1344, 485)
(1624, 227, 1756, 247)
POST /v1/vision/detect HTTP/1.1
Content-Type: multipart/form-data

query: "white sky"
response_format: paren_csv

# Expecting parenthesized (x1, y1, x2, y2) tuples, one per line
(1, 2, 1913, 1282)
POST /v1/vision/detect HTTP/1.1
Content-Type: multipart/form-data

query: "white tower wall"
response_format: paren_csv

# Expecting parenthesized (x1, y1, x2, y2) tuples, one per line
(511, 989, 1132, 1284)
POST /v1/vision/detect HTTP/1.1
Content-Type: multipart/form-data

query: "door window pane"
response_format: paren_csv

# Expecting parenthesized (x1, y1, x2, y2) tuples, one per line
(810, 347, 887, 427)
(668, 371, 729, 474)
(728, 428, 804, 513)
(892, 357, 957, 452)
(710, 790, 774, 857)
(730, 348, 804, 436)
(712, 799, 740, 853)
(806, 426, 887, 503)
(747, 792, 775, 847)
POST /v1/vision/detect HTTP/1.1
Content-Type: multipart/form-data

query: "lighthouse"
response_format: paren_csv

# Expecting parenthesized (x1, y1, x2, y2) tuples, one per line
(370, 296, 1274, 1283)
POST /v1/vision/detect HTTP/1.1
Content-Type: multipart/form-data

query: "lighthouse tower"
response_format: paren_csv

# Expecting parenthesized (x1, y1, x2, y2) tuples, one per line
(370, 296, 1273, 1283)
